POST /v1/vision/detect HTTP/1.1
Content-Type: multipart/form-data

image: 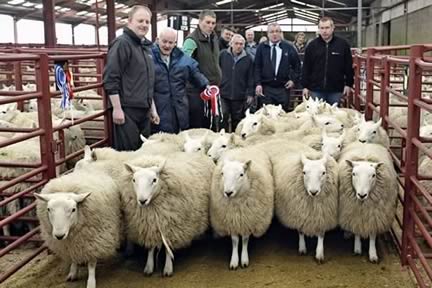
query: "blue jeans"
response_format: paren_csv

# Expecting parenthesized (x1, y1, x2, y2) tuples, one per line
(310, 91, 342, 105)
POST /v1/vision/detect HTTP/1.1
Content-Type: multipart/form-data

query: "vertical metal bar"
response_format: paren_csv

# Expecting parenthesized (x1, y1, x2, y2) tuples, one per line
(357, 0, 362, 49)
(99, 54, 112, 147)
(36, 54, 56, 181)
(380, 56, 390, 130)
(42, 0, 56, 48)
(401, 45, 424, 266)
(365, 48, 375, 120)
(106, 0, 116, 44)
(151, 1, 157, 42)
(354, 55, 361, 111)
(13, 16, 18, 44)
(95, 0, 100, 50)
(13, 59, 24, 111)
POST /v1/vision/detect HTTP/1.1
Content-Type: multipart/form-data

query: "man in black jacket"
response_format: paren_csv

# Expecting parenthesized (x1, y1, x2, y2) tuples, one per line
(219, 26, 234, 51)
(219, 34, 254, 132)
(302, 17, 354, 105)
(103, 5, 158, 151)
(254, 23, 301, 112)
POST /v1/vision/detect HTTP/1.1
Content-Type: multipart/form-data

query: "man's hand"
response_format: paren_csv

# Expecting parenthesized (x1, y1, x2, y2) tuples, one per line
(150, 111, 160, 125)
(302, 88, 310, 99)
(343, 86, 353, 97)
(255, 85, 264, 97)
(246, 96, 255, 105)
(112, 108, 125, 125)
(284, 80, 294, 89)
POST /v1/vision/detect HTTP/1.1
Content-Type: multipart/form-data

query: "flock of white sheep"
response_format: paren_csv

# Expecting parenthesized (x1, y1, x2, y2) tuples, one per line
(29, 97, 419, 288)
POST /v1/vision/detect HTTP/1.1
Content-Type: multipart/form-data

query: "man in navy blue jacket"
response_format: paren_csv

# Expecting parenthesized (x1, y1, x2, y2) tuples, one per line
(152, 28, 209, 133)
(254, 23, 301, 112)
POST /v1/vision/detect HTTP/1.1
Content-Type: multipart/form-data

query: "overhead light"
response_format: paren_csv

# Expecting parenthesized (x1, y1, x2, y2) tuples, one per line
(115, 3, 125, 8)
(54, 5, 61, 10)
(327, 0, 347, 7)
(22, 2, 35, 7)
(35, 3, 42, 8)
(76, 10, 88, 16)
(215, 0, 233, 5)
(291, 0, 319, 9)
(123, 7, 132, 13)
(7, 0, 25, 5)
(260, 3, 283, 11)
(100, 15, 107, 19)
(293, 7, 319, 17)
(59, 7, 70, 12)
(87, 12, 96, 17)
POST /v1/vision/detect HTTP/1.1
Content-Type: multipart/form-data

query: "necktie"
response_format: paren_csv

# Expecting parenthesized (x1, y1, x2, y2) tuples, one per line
(271, 44, 277, 76)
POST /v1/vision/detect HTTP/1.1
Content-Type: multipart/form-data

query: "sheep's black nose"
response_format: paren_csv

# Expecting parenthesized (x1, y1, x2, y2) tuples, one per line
(241, 133, 246, 139)
(225, 191, 233, 197)
(310, 190, 319, 196)
(359, 140, 366, 143)
(358, 194, 367, 200)
(55, 234, 65, 240)
(139, 200, 146, 206)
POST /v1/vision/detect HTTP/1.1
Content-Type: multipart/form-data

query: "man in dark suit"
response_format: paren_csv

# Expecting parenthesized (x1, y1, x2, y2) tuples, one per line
(254, 23, 301, 112)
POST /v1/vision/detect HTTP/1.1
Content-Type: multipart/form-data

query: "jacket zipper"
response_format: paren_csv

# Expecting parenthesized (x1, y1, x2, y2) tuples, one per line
(323, 42, 328, 89)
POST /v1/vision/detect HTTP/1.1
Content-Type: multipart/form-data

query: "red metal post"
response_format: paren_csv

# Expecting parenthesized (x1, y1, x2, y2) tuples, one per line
(380, 56, 390, 130)
(365, 48, 376, 120)
(95, 0, 101, 50)
(401, 45, 425, 265)
(42, 0, 56, 48)
(106, 0, 116, 45)
(354, 56, 361, 111)
(13, 60, 24, 111)
(36, 54, 56, 180)
(151, 1, 157, 42)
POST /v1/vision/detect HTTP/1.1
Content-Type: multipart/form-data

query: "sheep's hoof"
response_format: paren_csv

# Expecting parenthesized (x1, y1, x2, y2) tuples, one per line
(353, 251, 362, 256)
(229, 264, 238, 270)
(369, 256, 379, 264)
(163, 271, 173, 277)
(241, 261, 249, 268)
(143, 270, 153, 277)
(66, 274, 77, 282)
(298, 249, 307, 256)
(315, 256, 325, 265)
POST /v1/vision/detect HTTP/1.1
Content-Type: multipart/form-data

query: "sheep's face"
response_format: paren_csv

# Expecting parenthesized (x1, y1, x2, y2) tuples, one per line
(301, 154, 328, 197)
(74, 145, 96, 171)
(305, 97, 320, 115)
(347, 160, 382, 201)
(183, 132, 207, 153)
(240, 113, 262, 139)
(420, 125, 432, 138)
(262, 104, 284, 119)
(27, 99, 37, 112)
(125, 162, 164, 207)
(35, 192, 91, 240)
(321, 130, 344, 159)
(207, 133, 233, 162)
(313, 114, 344, 132)
(358, 117, 382, 143)
(221, 159, 251, 198)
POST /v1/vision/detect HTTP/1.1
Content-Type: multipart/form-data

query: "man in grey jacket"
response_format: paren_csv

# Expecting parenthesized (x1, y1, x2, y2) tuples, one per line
(103, 5, 158, 151)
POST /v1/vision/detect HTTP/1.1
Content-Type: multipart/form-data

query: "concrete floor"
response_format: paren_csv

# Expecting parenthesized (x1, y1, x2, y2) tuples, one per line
(2, 222, 416, 288)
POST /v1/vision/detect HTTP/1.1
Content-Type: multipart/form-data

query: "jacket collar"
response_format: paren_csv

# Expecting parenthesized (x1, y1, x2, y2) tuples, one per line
(152, 45, 183, 64)
(318, 35, 335, 44)
(195, 26, 216, 42)
(124, 27, 152, 47)
(227, 47, 247, 61)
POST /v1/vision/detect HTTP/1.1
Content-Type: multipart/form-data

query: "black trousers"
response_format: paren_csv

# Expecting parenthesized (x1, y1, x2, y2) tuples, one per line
(257, 85, 291, 112)
(187, 87, 210, 129)
(112, 107, 150, 151)
(221, 98, 246, 132)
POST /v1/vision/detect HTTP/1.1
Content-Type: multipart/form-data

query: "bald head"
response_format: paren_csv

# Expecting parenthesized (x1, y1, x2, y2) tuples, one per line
(158, 28, 177, 56)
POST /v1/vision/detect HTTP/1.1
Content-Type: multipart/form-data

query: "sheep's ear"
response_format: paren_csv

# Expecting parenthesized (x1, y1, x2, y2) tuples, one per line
(321, 153, 329, 164)
(361, 113, 366, 123)
(219, 128, 225, 135)
(157, 159, 167, 174)
(228, 133, 234, 143)
(302, 95, 307, 102)
(263, 105, 269, 114)
(245, 108, 251, 117)
(345, 159, 354, 167)
(73, 192, 91, 204)
(140, 134, 148, 143)
(201, 131, 209, 143)
(83, 145, 92, 160)
(124, 163, 138, 174)
(331, 103, 338, 110)
(372, 162, 384, 170)
(184, 132, 191, 141)
(243, 160, 252, 171)
(79, 98, 84, 104)
(376, 117, 382, 127)
(34, 193, 52, 202)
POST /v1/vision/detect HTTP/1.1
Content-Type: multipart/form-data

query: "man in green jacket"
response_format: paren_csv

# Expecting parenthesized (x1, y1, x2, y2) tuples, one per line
(183, 10, 222, 129)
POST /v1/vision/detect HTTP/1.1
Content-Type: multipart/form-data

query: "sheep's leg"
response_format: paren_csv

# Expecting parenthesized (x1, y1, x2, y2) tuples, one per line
(163, 248, 174, 277)
(240, 235, 250, 268)
(368, 234, 378, 263)
(86, 261, 97, 288)
(315, 235, 325, 264)
(229, 235, 239, 270)
(298, 232, 307, 255)
(66, 263, 78, 281)
(354, 235, 362, 255)
(143, 247, 155, 275)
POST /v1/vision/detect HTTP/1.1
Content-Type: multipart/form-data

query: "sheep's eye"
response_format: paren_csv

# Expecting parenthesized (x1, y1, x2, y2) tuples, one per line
(240, 173, 244, 177)
(152, 178, 157, 184)
(322, 171, 326, 176)
(303, 171, 306, 175)
(221, 172, 224, 176)
(372, 131, 377, 134)
(306, 105, 310, 109)
(337, 144, 341, 148)
(197, 148, 201, 151)
(132, 178, 135, 183)
(325, 122, 331, 125)
(253, 122, 258, 126)
(47, 208, 51, 212)
(71, 208, 76, 213)
(221, 145, 227, 148)
(352, 172, 356, 176)
(372, 174, 376, 178)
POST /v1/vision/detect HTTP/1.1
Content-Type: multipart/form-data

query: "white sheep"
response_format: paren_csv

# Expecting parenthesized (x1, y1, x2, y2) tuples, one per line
(256, 104, 285, 119)
(274, 149, 338, 263)
(338, 142, 398, 263)
(179, 128, 217, 153)
(210, 147, 274, 269)
(35, 169, 121, 288)
(302, 129, 345, 159)
(207, 129, 245, 162)
(344, 117, 390, 148)
(121, 153, 214, 276)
